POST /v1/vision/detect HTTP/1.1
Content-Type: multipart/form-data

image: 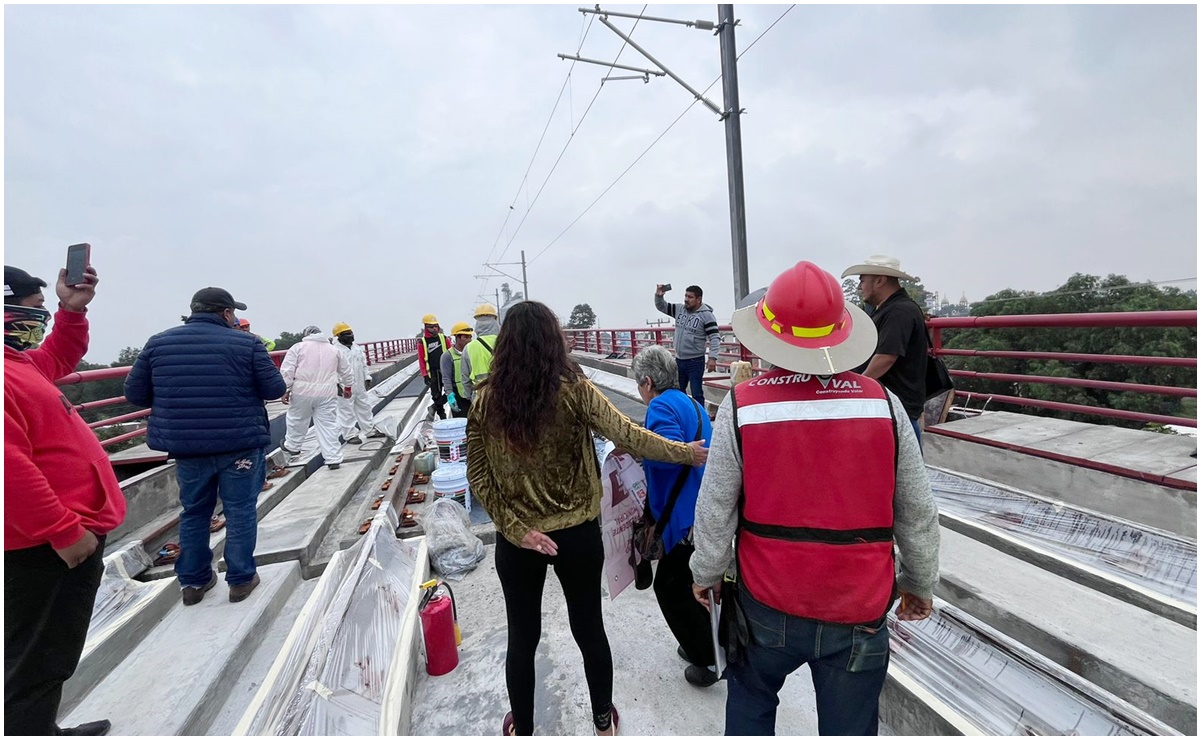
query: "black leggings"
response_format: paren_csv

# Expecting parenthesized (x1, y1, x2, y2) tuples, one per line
(494, 519, 612, 736)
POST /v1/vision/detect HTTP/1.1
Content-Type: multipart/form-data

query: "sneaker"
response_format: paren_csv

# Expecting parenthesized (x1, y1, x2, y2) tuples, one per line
(366, 430, 387, 439)
(684, 664, 720, 688)
(229, 573, 261, 603)
(346, 435, 363, 445)
(182, 573, 217, 606)
(328, 462, 341, 470)
(57, 719, 111, 736)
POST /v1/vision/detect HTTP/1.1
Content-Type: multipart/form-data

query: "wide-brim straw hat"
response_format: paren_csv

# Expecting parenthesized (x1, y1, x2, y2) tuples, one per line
(840, 254, 915, 282)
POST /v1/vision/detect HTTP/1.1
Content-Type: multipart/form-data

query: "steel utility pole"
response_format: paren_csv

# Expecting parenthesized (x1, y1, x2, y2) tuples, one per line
(562, 4, 752, 304)
(479, 251, 530, 301)
(718, 4, 749, 303)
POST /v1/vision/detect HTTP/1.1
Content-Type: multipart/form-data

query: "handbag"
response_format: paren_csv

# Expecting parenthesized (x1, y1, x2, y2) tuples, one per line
(924, 331, 954, 400)
(631, 397, 704, 590)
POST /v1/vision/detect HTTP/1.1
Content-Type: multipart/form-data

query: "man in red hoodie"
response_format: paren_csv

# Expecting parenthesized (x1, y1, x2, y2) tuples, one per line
(4, 263, 126, 736)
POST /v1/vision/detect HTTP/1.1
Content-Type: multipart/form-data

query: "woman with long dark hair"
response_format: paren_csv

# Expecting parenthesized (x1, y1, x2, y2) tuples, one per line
(467, 301, 708, 737)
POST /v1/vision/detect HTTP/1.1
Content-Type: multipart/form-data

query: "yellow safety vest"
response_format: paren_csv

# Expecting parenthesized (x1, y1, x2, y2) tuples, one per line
(465, 334, 499, 383)
(450, 347, 467, 396)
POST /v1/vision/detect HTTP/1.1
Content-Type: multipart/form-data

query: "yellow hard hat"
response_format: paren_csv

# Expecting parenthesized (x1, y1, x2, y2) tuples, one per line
(422, 313, 439, 325)
(450, 321, 474, 336)
(474, 303, 498, 318)
(332, 322, 352, 336)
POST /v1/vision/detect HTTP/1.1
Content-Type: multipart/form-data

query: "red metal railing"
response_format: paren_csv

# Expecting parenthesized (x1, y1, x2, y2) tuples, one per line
(566, 309, 1197, 429)
(57, 338, 417, 449)
(928, 311, 1196, 429)
(565, 326, 763, 375)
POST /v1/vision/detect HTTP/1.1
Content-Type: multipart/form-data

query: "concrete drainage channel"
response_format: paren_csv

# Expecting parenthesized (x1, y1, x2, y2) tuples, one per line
(59, 358, 438, 735)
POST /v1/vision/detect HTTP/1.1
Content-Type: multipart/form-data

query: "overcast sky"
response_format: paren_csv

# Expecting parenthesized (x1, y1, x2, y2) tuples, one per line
(5, 3, 1197, 363)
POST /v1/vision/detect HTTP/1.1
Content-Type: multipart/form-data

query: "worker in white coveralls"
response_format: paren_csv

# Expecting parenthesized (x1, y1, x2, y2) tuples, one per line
(331, 321, 384, 444)
(280, 325, 353, 470)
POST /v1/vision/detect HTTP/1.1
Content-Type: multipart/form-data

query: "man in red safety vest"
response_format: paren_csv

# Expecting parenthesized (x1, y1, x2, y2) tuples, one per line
(689, 260, 940, 736)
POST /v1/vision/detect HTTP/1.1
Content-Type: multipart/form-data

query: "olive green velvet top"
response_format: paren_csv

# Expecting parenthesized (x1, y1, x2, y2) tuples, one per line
(466, 377, 695, 546)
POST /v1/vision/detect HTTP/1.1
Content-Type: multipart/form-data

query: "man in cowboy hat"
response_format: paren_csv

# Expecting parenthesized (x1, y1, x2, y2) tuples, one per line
(689, 261, 939, 736)
(842, 254, 929, 445)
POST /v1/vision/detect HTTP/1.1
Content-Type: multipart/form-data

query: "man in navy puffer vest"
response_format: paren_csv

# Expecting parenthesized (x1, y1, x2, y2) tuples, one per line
(125, 287, 286, 606)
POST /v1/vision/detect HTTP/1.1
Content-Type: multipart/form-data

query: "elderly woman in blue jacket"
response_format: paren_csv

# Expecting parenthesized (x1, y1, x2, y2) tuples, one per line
(632, 344, 717, 687)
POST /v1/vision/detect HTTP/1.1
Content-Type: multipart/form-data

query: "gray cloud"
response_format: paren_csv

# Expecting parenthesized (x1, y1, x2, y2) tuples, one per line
(5, 4, 1195, 362)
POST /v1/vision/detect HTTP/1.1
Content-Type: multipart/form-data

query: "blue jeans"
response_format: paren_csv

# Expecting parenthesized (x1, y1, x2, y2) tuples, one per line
(726, 590, 890, 736)
(911, 418, 923, 451)
(174, 448, 264, 588)
(677, 356, 706, 406)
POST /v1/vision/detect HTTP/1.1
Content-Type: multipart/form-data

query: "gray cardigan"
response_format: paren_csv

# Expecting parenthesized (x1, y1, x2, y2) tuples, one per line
(689, 388, 941, 600)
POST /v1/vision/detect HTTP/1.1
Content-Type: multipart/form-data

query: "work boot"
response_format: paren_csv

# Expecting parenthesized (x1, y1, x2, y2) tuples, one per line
(58, 719, 111, 736)
(182, 573, 218, 606)
(229, 573, 261, 603)
(684, 665, 720, 688)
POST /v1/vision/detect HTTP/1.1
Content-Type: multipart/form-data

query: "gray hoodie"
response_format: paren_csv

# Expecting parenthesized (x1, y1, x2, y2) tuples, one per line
(461, 316, 501, 396)
(654, 293, 722, 360)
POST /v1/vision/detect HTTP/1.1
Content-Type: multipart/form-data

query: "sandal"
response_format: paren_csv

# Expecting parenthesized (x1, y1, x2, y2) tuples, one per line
(502, 712, 515, 736)
(260, 481, 274, 492)
(406, 490, 426, 505)
(209, 515, 226, 533)
(267, 466, 289, 479)
(358, 519, 372, 535)
(399, 508, 418, 528)
(595, 705, 619, 736)
(153, 543, 181, 566)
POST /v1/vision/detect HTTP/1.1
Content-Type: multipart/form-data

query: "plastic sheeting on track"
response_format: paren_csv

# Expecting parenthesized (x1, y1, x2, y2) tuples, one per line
(889, 601, 1179, 736)
(236, 506, 421, 736)
(88, 541, 155, 640)
(928, 467, 1197, 604)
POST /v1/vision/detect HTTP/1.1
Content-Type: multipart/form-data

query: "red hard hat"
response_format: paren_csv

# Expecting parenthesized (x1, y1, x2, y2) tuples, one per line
(753, 261, 853, 350)
(238, 318, 251, 328)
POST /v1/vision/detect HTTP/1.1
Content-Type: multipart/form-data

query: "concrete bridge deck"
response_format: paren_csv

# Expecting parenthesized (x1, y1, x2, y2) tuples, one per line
(63, 351, 1196, 736)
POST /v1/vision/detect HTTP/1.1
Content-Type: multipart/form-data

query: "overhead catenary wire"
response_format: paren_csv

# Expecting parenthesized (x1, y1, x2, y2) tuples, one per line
(529, 4, 797, 265)
(477, 12, 596, 297)
(491, 4, 650, 269)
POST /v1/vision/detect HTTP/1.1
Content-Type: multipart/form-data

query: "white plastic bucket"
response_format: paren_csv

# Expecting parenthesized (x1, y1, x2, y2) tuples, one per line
(431, 462, 471, 514)
(433, 418, 469, 465)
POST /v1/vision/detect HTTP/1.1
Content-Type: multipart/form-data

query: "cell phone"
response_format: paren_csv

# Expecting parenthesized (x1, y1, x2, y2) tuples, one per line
(662, 283, 672, 292)
(66, 243, 91, 286)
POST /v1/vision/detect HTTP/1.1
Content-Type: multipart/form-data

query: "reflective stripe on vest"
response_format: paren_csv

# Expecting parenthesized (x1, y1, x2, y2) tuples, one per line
(465, 334, 498, 383)
(734, 368, 898, 625)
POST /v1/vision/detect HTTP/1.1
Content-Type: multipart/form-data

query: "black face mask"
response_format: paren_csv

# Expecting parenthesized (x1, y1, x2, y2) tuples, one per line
(338, 333, 355, 346)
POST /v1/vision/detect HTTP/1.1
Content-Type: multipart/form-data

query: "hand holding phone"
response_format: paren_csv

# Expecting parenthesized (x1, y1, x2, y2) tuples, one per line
(65, 243, 91, 287)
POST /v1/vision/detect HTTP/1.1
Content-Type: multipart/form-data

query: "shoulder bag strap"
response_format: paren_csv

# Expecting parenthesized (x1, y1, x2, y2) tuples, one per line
(652, 397, 704, 539)
(478, 338, 494, 354)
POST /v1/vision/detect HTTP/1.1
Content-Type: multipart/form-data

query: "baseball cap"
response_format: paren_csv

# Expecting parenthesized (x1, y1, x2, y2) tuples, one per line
(190, 287, 247, 311)
(4, 266, 48, 302)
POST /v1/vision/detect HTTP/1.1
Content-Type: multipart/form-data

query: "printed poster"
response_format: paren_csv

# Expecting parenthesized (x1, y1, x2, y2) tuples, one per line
(598, 441, 648, 601)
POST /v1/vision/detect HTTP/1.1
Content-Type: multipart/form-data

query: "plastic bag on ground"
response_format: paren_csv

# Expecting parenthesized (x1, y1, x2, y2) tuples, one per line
(425, 498, 485, 581)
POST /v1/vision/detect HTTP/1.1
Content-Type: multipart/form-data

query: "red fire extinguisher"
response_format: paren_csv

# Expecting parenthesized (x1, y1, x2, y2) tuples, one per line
(419, 579, 459, 676)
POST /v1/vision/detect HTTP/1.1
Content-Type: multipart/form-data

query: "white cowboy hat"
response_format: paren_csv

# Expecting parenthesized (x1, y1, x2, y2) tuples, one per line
(732, 261, 878, 376)
(840, 254, 915, 282)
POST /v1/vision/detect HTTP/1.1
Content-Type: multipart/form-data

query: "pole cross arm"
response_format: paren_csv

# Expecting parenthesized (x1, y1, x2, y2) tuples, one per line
(596, 15, 725, 118)
(557, 53, 666, 78)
